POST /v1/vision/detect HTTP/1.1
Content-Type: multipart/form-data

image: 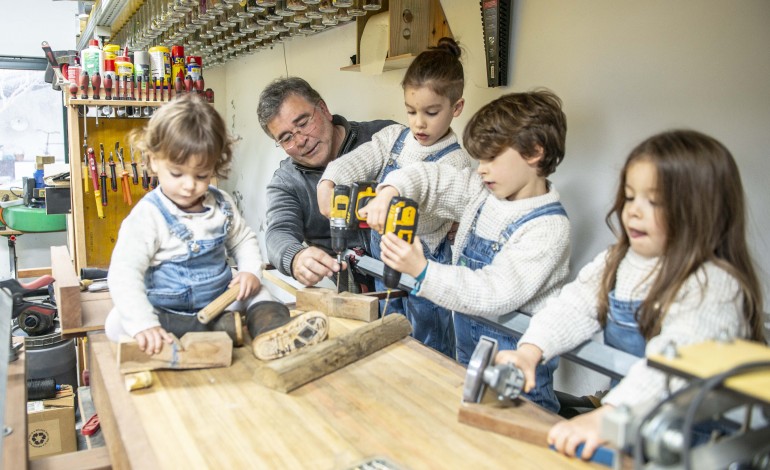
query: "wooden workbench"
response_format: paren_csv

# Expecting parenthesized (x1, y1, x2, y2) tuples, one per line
(88, 318, 599, 469)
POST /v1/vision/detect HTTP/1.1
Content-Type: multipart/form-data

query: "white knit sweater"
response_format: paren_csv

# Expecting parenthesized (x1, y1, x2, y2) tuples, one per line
(520, 249, 749, 407)
(107, 188, 268, 337)
(382, 163, 571, 317)
(320, 123, 471, 252)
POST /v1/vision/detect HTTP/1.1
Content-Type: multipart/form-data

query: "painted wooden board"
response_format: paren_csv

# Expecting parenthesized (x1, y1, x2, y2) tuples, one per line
(648, 339, 770, 404)
(118, 332, 233, 373)
(296, 287, 379, 322)
(252, 313, 411, 392)
(88, 320, 598, 469)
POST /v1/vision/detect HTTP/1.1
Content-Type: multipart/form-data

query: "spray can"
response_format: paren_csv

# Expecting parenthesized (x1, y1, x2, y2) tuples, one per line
(81, 39, 103, 78)
(149, 46, 171, 86)
(186, 56, 203, 81)
(171, 45, 185, 82)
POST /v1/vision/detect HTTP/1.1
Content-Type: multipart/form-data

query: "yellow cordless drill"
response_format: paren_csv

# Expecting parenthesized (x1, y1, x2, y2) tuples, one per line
(330, 184, 352, 288)
(382, 197, 419, 313)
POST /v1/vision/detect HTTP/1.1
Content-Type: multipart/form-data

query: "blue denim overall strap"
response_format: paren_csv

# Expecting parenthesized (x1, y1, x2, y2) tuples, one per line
(604, 291, 646, 358)
(379, 127, 462, 183)
(143, 187, 233, 315)
(454, 201, 568, 412)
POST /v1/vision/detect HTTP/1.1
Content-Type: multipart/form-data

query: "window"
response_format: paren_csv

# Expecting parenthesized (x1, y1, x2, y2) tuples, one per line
(0, 56, 66, 190)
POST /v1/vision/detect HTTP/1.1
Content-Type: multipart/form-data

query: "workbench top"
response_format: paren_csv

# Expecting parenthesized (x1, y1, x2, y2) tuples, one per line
(89, 319, 598, 469)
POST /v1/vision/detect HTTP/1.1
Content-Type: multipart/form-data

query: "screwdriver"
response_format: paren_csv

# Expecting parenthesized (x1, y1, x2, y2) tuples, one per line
(109, 150, 117, 192)
(129, 146, 139, 185)
(91, 72, 101, 100)
(79, 71, 89, 99)
(118, 148, 132, 206)
(99, 144, 108, 207)
(87, 147, 103, 218)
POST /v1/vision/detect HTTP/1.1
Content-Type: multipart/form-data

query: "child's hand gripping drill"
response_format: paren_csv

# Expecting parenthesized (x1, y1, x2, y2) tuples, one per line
(378, 197, 421, 289)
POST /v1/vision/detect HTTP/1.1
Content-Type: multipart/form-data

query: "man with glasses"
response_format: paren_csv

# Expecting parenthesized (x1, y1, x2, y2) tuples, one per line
(257, 77, 395, 288)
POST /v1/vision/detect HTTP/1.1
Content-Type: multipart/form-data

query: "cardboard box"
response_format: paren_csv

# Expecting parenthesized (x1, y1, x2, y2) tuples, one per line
(27, 384, 77, 459)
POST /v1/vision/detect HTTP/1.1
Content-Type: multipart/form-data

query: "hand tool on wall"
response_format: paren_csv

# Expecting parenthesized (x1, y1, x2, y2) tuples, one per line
(109, 150, 118, 192)
(197, 284, 241, 324)
(91, 72, 101, 100)
(129, 146, 139, 185)
(99, 144, 108, 207)
(141, 162, 150, 191)
(205, 88, 214, 103)
(175, 75, 184, 98)
(79, 71, 89, 99)
(69, 81, 78, 99)
(137, 76, 143, 101)
(381, 197, 419, 314)
(184, 74, 193, 94)
(87, 147, 104, 219)
(463, 336, 524, 404)
(196, 75, 204, 96)
(150, 175, 158, 190)
(104, 74, 112, 100)
(118, 148, 132, 206)
(330, 184, 351, 292)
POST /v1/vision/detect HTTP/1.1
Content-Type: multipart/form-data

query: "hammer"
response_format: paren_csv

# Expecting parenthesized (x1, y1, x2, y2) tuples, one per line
(197, 284, 240, 325)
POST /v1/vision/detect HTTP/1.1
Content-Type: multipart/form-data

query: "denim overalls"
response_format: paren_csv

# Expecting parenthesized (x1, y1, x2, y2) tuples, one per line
(144, 187, 233, 316)
(370, 127, 459, 357)
(454, 200, 567, 412)
(603, 291, 735, 442)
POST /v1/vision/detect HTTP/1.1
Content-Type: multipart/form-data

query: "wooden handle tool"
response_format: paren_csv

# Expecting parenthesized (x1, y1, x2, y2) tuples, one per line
(197, 284, 240, 324)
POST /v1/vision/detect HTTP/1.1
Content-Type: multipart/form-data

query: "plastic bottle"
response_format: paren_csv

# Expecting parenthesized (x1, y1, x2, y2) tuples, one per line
(148, 46, 171, 86)
(134, 50, 151, 83)
(81, 40, 103, 78)
(67, 53, 81, 85)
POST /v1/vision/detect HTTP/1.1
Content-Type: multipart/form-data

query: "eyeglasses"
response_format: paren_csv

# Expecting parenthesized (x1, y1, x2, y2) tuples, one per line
(274, 103, 320, 150)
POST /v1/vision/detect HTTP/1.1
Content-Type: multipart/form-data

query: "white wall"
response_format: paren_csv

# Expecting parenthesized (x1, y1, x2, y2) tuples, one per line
(214, 0, 770, 394)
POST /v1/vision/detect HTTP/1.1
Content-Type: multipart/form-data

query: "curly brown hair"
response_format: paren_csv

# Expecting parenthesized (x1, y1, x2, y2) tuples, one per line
(463, 89, 567, 176)
(129, 94, 234, 179)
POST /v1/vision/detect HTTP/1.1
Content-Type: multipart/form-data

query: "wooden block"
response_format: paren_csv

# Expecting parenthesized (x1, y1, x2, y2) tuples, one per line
(252, 313, 412, 392)
(118, 332, 233, 373)
(648, 339, 770, 404)
(51, 245, 82, 331)
(296, 287, 378, 322)
(458, 401, 561, 447)
(29, 447, 111, 470)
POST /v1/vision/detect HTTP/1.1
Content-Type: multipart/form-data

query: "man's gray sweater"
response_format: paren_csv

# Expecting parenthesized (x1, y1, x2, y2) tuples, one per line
(265, 115, 395, 277)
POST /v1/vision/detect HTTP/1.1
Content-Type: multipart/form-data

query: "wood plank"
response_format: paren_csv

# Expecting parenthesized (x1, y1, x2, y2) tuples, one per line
(296, 287, 378, 322)
(458, 401, 561, 447)
(51, 245, 82, 332)
(3, 341, 27, 470)
(17, 267, 53, 279)
(648, 339, 770, 404)
(89, 333, 162, 468)
(29, 447, 111, 470)
(118, 332, 233, 374)
(62, 291, 112, 336)
(262, 268, 298, 297)
(252, 313, 411, 392)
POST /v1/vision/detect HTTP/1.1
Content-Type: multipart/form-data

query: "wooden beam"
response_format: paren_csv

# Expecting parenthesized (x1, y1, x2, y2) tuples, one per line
(252, 313, 412, 393)
(89, 333, 162, 468)
(262, 268, 298, 297)
(29, 447, 111, 470)
(51, 245, 82, 332)
(3, 341, 27, 470)
(118, 332, 233, 374)
(296, 287, 378, 322)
